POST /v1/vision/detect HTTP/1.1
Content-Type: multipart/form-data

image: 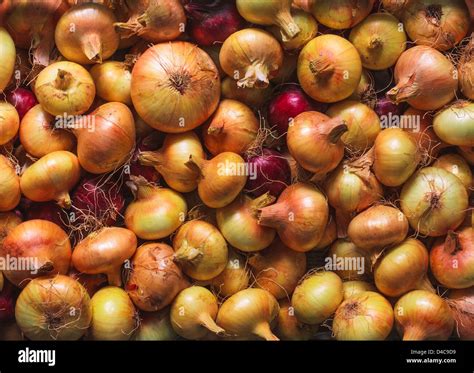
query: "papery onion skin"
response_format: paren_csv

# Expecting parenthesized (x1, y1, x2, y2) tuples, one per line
(276, 300, 318, 341)
(269, 9, 318, 50)
(0, 155, 21, 212)
(448, 287, 474, 340)
(459, 37, 474, 100)
(400, 167, 468, 236)
(342, 280, 376, 300)
(0, 27, 16, 92)
(15, 275, 91, 341)
(394, 290, 454, 341)
(210, 248, 249, 297)
(327, 239, 371, 281)
(333, 291, 394, 340)
(131, 42, 220, 133)
(133, 308, 178, 341)
(310, 0, 375, 30)
(0, 102, 19, 146)
(90, 61, 132, 105)
(313, 216, 337, 250)
(433, 101, 474, 147)
(433, 153, 473, 190)
(0, 212, 22, 249)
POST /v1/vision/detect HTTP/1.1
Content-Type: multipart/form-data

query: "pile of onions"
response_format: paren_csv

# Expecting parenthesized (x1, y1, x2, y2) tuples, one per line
(0, 156, 21, 212)
(90, 286, 137, 340)
(0, 27, 15, 92)
(287, 111, 347, 176)
(19, 105, 76, 158)
(20, 151, 81, 208)
(210, 249, 249, 297)
(202, 99, 259, 156)
(124, 178, 187, 240)
(459, 36, 474, 100)
(402, 0, 470, 51)
(374, 238, 434, 297)
(170, 286, 225, 340)
(386, 46, 458, 110)
(394, 290, 454, 340)
(448, 287, 474, 340)
(433, 153, 473, 190)
(34, 61, 96, 116)
(126, 243, 189, 312)
(216, 193, 276, 253)
(133, 308, 178, 341)
(270, 10, 318, 50)
(433, 101, 474, 147)
(185, 152, 247, 208)
(90, 61, 132, 105)
(249, 239, 307, 299)
(327, 239, 371, 281)
(258, 182, 329, 252)
(297, 34, 362, 103)
(310, 0, 374, 30)
(373, 128, 420, 187)
(349, 13, 407, 70)
(72, 227, 137, 287)
(55, 3, 119, 64)
(221, 76, 273, 108)
(15, 275, 91, 340)
(0, 102, 19, 146)
(292, 271, 343, 324)
(219, 28, 283, 88)
(6, 88, 37, 120)
(173, 220, 228, 281)
(342, 280, 376, 300)
(276, 300, 317, 340)
(327, 100, 381, 153)
(115, 0, 186, 43)
(131, 42, 220, 133)
(217, 288, 280, 341)
(400, 167, 468, 236)
(430, 227, 473, 289)
(333, 291, 394, 341)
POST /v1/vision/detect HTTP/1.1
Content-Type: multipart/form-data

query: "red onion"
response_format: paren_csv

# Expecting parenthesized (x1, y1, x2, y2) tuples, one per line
(129, 136, 161, 183)
(6, 88, 37, 119)
(184, 0, 245, 46)
(0, 281, 17, 321)
(21, 199, 69, 230)
(245, 149, 291, 198)
(374, 97, 405, 118)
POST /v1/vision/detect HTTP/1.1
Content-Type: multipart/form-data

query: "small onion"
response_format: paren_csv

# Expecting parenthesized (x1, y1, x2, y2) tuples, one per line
(133, 308, 178, 341)
(90, 60, 132, 105)
(342, 280, 376, 300)
(433, 101, 474, 147)
(0, 155, 21, 212)
(6, 88, 38, 120)
(326, 239, 371, 281)
(276, 300, 318, 341)
(0, 102, 19, 146)
(433, 153, 473, 190)
(310, 0, 375, 29)
(210, 248, 250, 298)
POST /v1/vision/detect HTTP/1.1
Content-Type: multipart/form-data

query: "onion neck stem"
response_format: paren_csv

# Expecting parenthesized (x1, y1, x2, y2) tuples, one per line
(199, 313, 226, 336)
(107, 269, 122, 287)
(139, 151, 164, 168)
(81, 33, 103, 63)
(174, 241, 203, 265)
(54, 69, 74, 91)
(35, 257, 55, 275)
(325, 119, 348, 144)
(417, 275, 436, 293)
(368, 36, 383, 50)
(207, 122, 224, 135)
(444, 231, 461, 255)
(386, 78, 419, 104)
(134, 178, 159, 200)
(309, 57, 335, 79)
(184, 155, 205, 179)
(253, 322, 279, 341)
(238, 62, 270, 89)
(403, 327, 425, 341)
(275, 11, 301, 42)
(56, 192, 72, 209)
(249, 192, 276, 215)
(258, 202, 288, 229)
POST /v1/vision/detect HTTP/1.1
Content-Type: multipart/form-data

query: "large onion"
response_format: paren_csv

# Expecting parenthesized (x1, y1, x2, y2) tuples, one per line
(433, 153, 473, 190)
(433, 101, 474, 147)
(326, 239, 371, 281)
(210, 248, 249, 297)
(310, 0, 374, 30)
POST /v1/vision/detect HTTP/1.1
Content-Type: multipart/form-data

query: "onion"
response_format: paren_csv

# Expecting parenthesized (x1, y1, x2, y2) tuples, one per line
(327, 239, 371, 281)
(373, 128, 420, 187)
(433, 101, 474, 147)
(400, 167, 468, 236)
(0, 212, 22, 250)
(394, 290, 454, 340)
(0, 27, 15, 92)
(90, 286, 137, 340)
(173, 220, 228, 281)
(22, 201, 68, 230)
(349, 13, 407, 70)
(0, 102, 19, 146)
(15, 275, 91, 340)
(292, 271, 344, 324)
(170, 286, 225, 340)
(430, 227, 473, 289)
(220, 28, 283, 88)
(131, 42, 220, 133)
(382, 0, 409, 18)
(349, 68, 375, 102)
(19, 104, 76, 158)
(448, 287, 474, 340)
(55, 3, 119, 64)
(271, 52, 299, 85)
(297, 35, 362, 103)
(210, 248, 250, 297)
(374, 238, 434, 297)
(34, 61, 96, 116)
(0, 280, 17, 321)
(185, 152, 247, 208)
(244, 149, 291, 198)
(0, 322, 22, 341)
(115, 0, 186, 43)
(459, 146, 474, 165)
(342, 280, 376, 300)
(313, 216, 337, 250)
(221, 76, 273, 108)
(125, 178, 187, 240)
(333, 291, 394, 340)
(433, 153, 473, 190)
(6, 88, 37, 120)
(68, 269, 107, 298)
(374, 97, 404, 119)
(270, 9, 318, 50)
(402, 0, 470, 51)
(258, 182, 329, 252)
(5, 48, 31, 91)
(216, 193, 276, 253)
(20, 151, 81, 208)
(203, 99, 259, 156)
(386, 46, 458, 110)
(217, 288, 280, 341)
(127, 243, 189, 312)
(276, 300, 317, 340)
(0, 155, 20, 212)
(133, 308, 178, 341)
(348, 205, 409, 259)
(459, 36, 474, 100)
(310, 0, 374, 29)
(90, 60, 132, 105)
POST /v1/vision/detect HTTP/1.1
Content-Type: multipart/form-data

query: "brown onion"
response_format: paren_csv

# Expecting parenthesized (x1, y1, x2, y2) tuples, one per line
(276, 300, 318, 340)
(433, 101, 474, 147)
(448, 287, 474, 340)
(0, 102, 19, 146)
(221, 76, 273, 108)
(342, 280, 376, 300)
(310, 0, 374, 30)
(89, 60, 132, 105)
(433, 153, 472, 190)
(269, 9, 318, 50)
(0, 155, 20, 212)
(327, 239, 371, 281)
(210, 248, 250, 298)
(459, 35, 474, 100)
(0, 27, 15, 92)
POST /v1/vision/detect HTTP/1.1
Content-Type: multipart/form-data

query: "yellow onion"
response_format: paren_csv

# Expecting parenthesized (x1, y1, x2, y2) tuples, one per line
(216, 193, 276, 253)
(217, 288, 280, 341)
(0, 102, 19, 146)
(90, 60, 132, 105)
(433, 101, 474, 147)
(0, 212, 21, 251)
(0, 27, 15, 92)
(0, 155, 20, 212)
(433, 153, 472, 190)
(133, 308, 178, 341)
(394, 290, 454, 340)
(90, 286, 137, 340)
(349, 13, 407, 70)
(459, 36, 474, 100)
(125, 178, 187, 240)
(19, 104, 76, 158)
(326, 239, 371, 281)
(15, 275, 91, 340)
(269, 9, 317, 50)
(276, 300, 318, 340)
(210, 248, 250, 297)
(333, 291, 394, 340)
(381, 0, 409, 18)
(220, 28, 283, 88)
(202, 99, 259, 156)
(34, 61, 96, 116)
(459, 146, 474, 165)
(55, 3, 119, 64)
(342, 280, 376, 300)
(221, 76, 273, 108)
(170, 286, 225, 340)
(173, 220, 228, 281)
(448, 287, 474, 340)
(310, 0, 374, 29)
(292, 271, 343, 325)
(349, 68, 375, 102)
(249, 239, 307, 299)
(400, 167, 468, 236)
(313, 216, 337, 250)
(131, 42, 220, 133)
(271, 53, 298, 84)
